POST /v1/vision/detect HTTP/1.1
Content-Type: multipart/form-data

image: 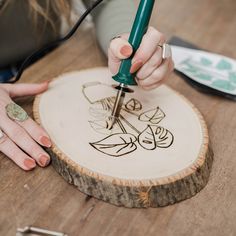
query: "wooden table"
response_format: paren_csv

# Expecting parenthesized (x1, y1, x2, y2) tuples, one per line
(1, 0, 236, 235)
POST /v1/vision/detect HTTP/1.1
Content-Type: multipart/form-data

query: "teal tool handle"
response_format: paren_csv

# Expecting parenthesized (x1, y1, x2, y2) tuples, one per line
(112, 0, 155, 85)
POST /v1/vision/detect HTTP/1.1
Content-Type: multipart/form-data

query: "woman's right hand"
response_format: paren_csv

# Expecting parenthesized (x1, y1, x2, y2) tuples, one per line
(0, 81, 52, 171)
(108, 27, 174, 90)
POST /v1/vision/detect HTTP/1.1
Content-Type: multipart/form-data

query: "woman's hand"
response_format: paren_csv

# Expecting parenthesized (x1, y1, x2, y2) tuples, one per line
(0, 82, 51, 171)
(108, 27, 174, 90)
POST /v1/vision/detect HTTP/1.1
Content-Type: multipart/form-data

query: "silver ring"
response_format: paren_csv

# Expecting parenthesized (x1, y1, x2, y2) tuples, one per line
(5, 103, 29, 122)
(0, 128, 7, 144)
(0, 128, 3, 139)
(110, 35, 122, 42)
(158, 43, 172, 59)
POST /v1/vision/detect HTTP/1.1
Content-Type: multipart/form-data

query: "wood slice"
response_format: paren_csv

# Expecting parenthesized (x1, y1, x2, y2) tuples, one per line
(33, 67, 213, 208)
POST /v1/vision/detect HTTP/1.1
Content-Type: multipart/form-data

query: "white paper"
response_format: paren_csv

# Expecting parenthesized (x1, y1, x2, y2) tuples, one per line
(171, 45, 236, 95)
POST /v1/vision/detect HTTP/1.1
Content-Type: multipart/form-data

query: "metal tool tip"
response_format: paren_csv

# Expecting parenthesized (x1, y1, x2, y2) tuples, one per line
(107, 116, 116, 130)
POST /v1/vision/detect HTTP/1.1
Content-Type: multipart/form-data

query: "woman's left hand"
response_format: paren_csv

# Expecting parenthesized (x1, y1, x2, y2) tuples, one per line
(108, 27, 174, 90)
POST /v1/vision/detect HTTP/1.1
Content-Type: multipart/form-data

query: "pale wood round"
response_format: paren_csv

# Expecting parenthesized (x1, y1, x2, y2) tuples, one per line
(33, 67, 213, 208)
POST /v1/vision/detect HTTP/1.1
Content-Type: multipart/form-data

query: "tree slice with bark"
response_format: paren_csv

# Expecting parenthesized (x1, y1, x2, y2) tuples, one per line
(33, 67, 213, 208)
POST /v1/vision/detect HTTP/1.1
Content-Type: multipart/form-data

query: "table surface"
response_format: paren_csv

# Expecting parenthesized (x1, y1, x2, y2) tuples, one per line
(1, 0, 236, 235)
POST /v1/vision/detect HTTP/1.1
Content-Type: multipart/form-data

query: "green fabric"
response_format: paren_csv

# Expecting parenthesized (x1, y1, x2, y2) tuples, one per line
(0, 0, 136, 68)
(82, 0, 136, 54)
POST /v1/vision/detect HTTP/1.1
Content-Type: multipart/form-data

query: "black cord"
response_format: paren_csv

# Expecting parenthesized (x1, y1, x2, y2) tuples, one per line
(9, 0, 104, 83)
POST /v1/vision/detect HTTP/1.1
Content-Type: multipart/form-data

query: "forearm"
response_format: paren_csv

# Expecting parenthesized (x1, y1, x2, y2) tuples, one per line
(82, 0, 136, 55)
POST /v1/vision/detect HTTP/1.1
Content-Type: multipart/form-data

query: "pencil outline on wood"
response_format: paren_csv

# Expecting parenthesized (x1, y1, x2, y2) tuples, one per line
(82, 82, 174, 157)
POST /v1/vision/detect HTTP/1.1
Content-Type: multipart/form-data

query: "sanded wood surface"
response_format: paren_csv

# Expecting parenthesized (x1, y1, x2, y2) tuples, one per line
(33, 68, 213, 208)
(0, 0, 236, 235)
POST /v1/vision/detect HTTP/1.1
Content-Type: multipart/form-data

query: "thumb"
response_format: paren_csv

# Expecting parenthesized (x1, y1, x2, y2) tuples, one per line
(109, 37, 133, 60)
(108, 37, 133, 75)
(3, 81, 50, 98)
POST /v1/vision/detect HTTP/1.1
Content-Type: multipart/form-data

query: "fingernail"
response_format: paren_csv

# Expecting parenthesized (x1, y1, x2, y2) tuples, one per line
(120, 45, 132, 57)
(24, 159, 36, 169)
(43, 80, 51, 86)
(40, 136, 52, 148)
(130, 60, 143, 73)
(38, 154, 50, 167)
(44, 79, 52, 84)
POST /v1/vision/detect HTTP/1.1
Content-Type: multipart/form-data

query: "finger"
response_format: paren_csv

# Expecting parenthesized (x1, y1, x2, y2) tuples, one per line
(0, 134, 36, 170)
(109, 37, 133, 60)
(169, 59, 175, 73)
(130, 27, 166, 74)
(15, 117, 52, 148)
(2, 81, 49, 98)
(108, 48, 121, 75)
(142, 83, 161, 91)
(137, 58, 172, 88)
(143, 60, 174, 91)
(136, 47, 163, 80)
(142, 71, 172, 91)
(1, 116, 50, 167)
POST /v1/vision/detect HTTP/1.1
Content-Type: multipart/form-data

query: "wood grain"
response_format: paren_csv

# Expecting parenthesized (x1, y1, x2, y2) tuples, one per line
(1, 0, 236, 235)
(33, 69, 213, 208)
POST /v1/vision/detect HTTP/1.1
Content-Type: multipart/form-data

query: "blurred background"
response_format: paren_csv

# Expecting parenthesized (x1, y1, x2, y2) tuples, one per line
(148, 0, 236, 58)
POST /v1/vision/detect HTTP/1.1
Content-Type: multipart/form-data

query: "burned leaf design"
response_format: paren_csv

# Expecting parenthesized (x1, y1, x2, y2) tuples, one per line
(139, 107, 165, 124)
(138, 125, 156, 150)
(153, 126, 174, 148)
(125, 98, 142, 111)
(83, 81, 174, 157)
(89, 101, 110, 119)
(89, 120, 112, 135)
(90, 133, 137, 157)
(138, 125, 174, 150)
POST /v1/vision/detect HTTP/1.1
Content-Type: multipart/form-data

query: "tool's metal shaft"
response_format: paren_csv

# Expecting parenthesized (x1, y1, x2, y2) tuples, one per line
(108, 83, 126, 129)
(108, 0, 155, 129)
(17, 226, 67, 236)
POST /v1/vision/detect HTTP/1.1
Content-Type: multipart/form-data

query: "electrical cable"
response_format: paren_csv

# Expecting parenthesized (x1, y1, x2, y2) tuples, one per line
(9, 0, 104, 83)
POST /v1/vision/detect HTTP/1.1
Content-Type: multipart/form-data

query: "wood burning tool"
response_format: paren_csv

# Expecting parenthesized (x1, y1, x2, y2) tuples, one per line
(108, 0, 155, 129)
(16, 226, 67, 236)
